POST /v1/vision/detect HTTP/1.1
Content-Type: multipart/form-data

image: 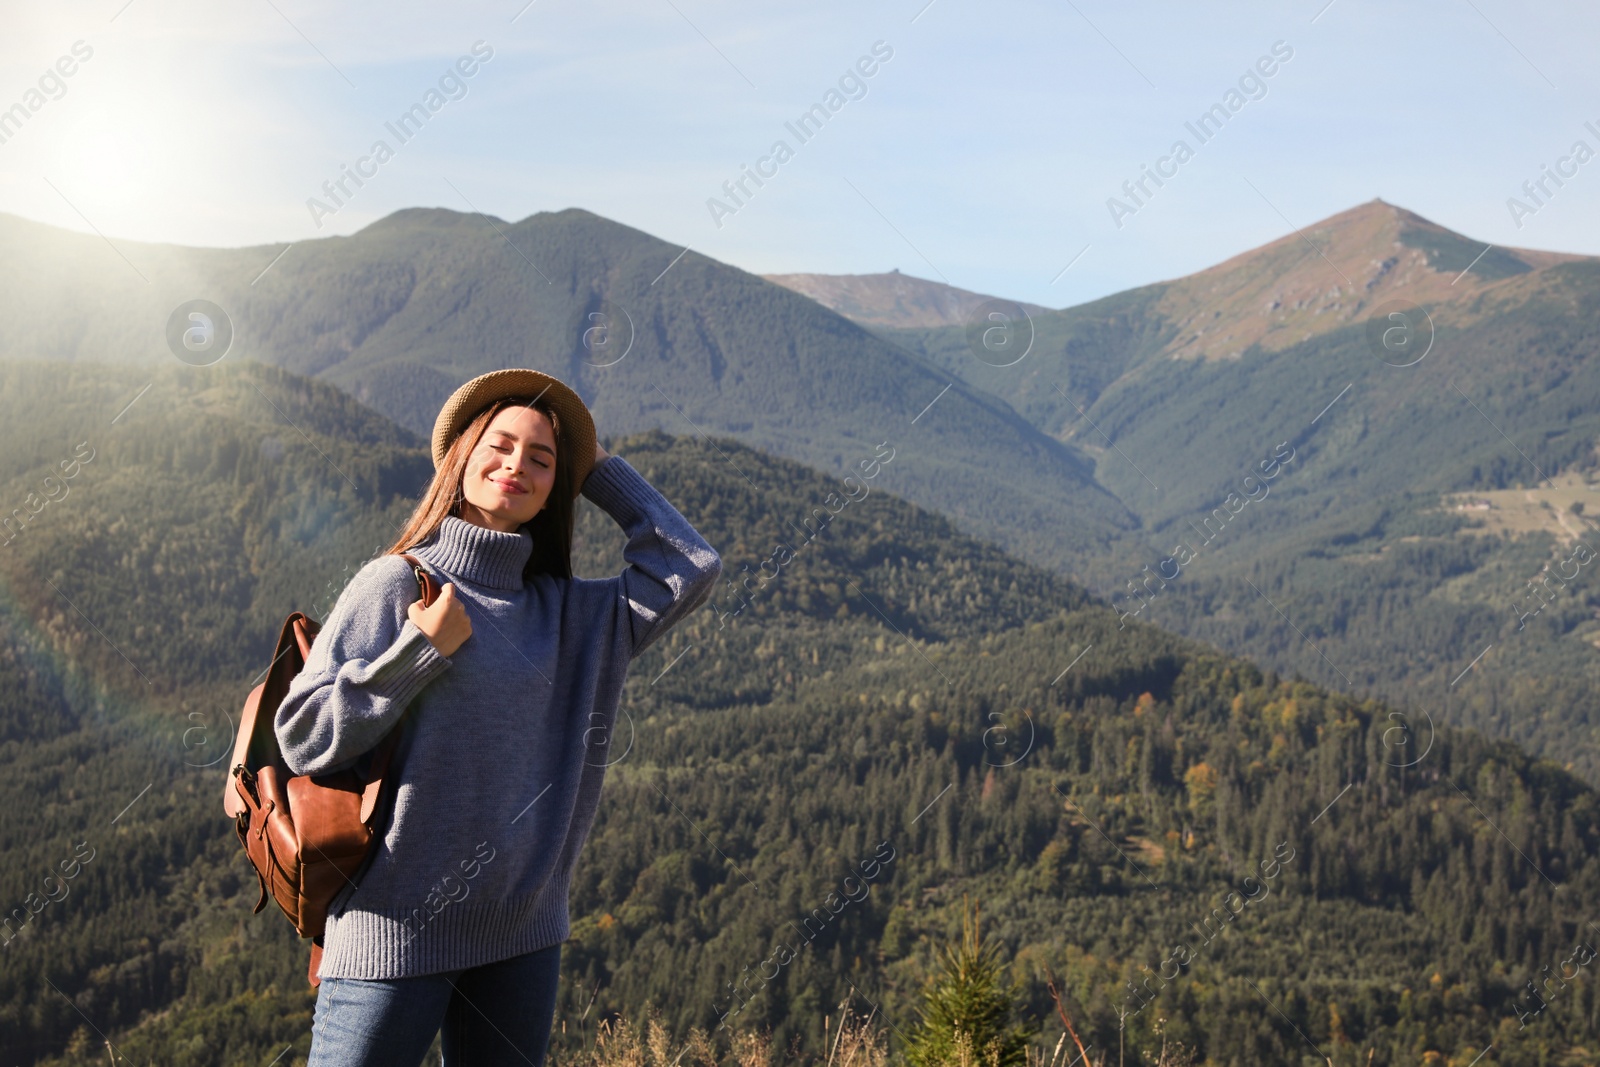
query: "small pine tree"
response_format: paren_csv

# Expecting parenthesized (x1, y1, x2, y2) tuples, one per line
(906, 899, 1030, 1067)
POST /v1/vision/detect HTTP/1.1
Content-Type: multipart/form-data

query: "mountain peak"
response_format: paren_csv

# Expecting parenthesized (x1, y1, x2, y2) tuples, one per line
(762, 270, 1048, 329)
(1155, 199, 1589, 361)
(354, 206, 506, 236)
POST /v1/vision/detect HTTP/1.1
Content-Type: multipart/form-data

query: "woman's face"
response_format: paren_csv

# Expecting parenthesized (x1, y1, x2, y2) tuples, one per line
(457, 405, 558, 533)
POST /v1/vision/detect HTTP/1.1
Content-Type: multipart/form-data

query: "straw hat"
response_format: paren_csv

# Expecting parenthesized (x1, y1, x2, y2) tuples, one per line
(431, 369, 596, 496)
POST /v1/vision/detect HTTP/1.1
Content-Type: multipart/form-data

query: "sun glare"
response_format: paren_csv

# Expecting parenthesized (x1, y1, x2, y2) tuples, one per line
(45, 88, 179, 232)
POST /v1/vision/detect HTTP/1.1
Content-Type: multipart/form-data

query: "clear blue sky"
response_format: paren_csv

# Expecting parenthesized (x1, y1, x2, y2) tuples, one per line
(1, 0, 1596, 308)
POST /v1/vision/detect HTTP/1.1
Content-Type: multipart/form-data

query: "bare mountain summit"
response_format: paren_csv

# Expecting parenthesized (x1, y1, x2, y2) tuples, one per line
(763, 268, 1049, 329)
(1151, 198, 1588, 361)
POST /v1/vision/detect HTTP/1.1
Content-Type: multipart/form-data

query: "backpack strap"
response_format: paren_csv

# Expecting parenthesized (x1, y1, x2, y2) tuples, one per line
(398, 551, 442, 608)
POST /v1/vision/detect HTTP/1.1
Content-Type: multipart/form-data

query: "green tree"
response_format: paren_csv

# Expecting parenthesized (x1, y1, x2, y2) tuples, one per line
(906, 901, 1030, 1067)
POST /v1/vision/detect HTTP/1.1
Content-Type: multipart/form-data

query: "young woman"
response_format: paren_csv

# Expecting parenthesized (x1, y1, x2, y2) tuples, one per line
(275, 368, 722, 1066)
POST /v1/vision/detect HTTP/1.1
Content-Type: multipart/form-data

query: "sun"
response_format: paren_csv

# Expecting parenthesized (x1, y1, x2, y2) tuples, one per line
(48, 97, 167, 224)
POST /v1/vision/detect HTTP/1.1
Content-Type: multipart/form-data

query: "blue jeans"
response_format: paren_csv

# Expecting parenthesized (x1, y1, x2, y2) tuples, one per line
(307, 943, 562, 1067)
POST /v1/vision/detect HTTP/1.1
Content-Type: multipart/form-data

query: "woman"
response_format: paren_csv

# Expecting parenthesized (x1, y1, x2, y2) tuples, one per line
(274, 367, 723, 1066)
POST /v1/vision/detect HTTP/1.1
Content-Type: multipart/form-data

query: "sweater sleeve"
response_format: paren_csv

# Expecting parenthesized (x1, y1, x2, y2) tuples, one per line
(274, 555, 453, 776)
(578, 455, 723, 658)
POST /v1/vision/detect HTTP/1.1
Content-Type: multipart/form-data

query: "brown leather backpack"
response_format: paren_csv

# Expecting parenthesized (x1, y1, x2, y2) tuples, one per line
(224, 552, 439, 987)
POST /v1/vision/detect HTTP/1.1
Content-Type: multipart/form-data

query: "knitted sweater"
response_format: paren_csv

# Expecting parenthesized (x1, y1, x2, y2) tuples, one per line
(273, 455, 722, 979)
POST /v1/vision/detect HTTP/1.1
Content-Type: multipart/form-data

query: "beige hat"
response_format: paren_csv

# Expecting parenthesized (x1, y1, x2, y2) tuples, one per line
(431, 368, 596, 497)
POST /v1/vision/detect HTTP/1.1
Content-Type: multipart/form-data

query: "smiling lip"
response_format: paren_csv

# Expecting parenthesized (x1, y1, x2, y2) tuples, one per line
(492, 479, 527, 494)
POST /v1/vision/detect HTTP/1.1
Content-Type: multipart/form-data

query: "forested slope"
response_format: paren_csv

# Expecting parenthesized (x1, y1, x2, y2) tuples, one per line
(0, 360, 1593, 1066)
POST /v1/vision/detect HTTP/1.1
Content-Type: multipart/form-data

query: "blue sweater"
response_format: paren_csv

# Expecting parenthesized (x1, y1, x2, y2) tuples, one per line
(274, 455, 722, 979)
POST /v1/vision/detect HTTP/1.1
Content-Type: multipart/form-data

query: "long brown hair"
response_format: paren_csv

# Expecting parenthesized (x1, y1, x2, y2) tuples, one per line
(384, 396, 577, 580)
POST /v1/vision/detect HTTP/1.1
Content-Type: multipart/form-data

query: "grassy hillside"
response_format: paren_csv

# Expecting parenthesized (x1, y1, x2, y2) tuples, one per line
(0, 207, 1139, 584)
(0, 360, 1595, 1066)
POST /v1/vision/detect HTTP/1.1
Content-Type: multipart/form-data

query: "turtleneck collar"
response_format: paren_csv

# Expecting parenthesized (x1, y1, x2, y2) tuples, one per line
(412, 515, 533, 591)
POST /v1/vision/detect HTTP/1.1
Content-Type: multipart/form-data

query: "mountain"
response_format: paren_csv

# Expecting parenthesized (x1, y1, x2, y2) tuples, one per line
(1139, 198, 1582, 363)
(761, 269, 1050, 330)
(875, 200, 1592, 434)
(1, 359, 1598, 1067)
(8, 196, 1600, 781)
(0, 207, 1137, 585)
(879, 199, 1600, 782)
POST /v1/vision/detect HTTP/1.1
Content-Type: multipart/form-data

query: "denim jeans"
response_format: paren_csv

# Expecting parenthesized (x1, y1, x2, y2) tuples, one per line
(307, 943, 562, 1067)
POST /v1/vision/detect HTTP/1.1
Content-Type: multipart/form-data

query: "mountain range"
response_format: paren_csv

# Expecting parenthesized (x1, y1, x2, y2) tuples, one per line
(874, 199, 1600, 783)
(4, 197, 1599, 784)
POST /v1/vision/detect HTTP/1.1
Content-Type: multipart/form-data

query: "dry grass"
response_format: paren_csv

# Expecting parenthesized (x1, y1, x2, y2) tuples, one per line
(557, 1007, 885, 1067)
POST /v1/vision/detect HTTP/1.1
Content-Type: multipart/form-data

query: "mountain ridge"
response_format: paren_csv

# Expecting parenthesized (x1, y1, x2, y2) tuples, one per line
(761, 269, 1050, 329)
(794, 199, 1594, 364)
(0, 204, 1141, 585)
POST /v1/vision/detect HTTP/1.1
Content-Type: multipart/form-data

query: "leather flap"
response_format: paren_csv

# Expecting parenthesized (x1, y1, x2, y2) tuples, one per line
(358, 772, 384, 825)
(227, 611, 316, 817)
(285, 771, 370, 857)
